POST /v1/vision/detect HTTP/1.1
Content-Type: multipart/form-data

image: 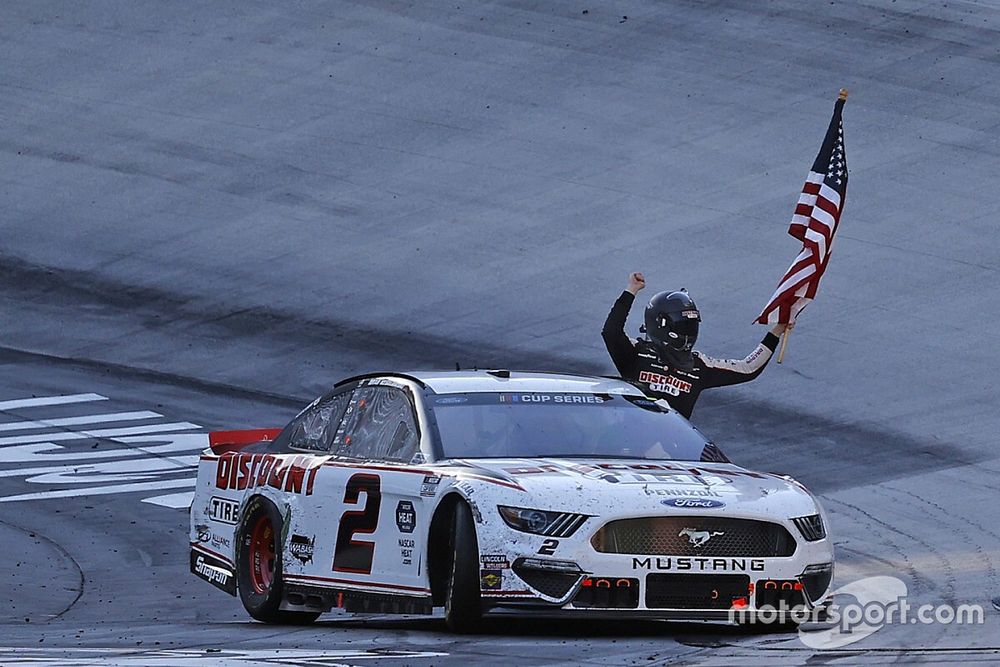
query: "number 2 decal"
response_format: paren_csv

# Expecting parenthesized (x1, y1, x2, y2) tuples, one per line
(538, 538, 559, 556)
(333, 473, 382, 574)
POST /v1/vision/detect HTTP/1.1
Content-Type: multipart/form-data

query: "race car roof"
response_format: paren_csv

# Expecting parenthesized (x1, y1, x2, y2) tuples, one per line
(402, 370, 644, 396)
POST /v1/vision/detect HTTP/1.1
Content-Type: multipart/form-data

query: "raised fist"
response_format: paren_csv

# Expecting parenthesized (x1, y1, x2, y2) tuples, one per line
(627, 272, 646, 295)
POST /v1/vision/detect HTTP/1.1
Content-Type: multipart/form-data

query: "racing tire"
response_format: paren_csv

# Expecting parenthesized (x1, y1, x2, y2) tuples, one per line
(444, 501, 483, 633)
(236, 496, 320, 625)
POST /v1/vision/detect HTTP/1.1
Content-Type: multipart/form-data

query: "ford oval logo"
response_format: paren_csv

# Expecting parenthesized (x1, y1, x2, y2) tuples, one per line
(661, 498, 725, 509)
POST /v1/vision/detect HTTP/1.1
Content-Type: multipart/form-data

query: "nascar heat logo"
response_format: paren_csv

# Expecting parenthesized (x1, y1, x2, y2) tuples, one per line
(638, 371, 692, 396)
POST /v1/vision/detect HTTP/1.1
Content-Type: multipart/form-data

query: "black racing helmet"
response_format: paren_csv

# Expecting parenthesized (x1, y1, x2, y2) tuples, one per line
(643, 290, 701, 353)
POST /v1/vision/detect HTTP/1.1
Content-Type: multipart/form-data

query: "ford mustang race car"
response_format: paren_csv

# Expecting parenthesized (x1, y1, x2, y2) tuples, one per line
(189, 371, 833, 631)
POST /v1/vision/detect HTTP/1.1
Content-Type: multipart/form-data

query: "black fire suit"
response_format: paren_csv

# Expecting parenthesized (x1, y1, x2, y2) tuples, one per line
(602, 291, 779, 419)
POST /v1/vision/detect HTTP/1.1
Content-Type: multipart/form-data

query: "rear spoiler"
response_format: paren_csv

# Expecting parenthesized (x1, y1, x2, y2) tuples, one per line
(208, 428, 282, 455)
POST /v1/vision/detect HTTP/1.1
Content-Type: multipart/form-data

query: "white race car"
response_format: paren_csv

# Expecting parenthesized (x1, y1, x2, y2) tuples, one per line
(189, 371, 833, 631)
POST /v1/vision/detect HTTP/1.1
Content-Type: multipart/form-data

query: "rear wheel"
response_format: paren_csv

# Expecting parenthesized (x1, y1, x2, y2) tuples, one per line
(236, 496, 319, 624)
(444, 501, 483, 633)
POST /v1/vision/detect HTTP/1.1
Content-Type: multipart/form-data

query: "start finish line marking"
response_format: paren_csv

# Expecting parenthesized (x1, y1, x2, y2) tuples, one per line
(0, 392, 208, 508)
(0, 648, 449, 666)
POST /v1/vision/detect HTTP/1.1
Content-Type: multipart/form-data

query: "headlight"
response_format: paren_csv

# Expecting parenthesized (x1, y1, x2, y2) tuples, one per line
(799, 562, 834, 603)
(497, 506, 589, 537)
(791, 514, 826, 541)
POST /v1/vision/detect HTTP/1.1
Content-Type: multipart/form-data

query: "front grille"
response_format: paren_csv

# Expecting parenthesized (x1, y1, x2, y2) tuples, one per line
(511, 563, 580, 599)
(792, 514, 826, 541)
(645, 573, 750, 609)
(572, 577, 640, 609)
(592, 517, 796, 557)
(755, 579, 808, 610)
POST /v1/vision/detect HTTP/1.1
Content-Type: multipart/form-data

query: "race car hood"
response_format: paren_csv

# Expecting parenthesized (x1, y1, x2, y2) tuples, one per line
(443, 458, 819, 521)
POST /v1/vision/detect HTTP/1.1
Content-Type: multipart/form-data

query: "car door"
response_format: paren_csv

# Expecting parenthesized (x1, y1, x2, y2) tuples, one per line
(284, 381, 431, 598)
(325, 383, 429, 595)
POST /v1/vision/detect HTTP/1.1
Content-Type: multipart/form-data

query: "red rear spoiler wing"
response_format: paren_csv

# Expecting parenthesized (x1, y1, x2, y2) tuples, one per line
(207, 428, 282, 455)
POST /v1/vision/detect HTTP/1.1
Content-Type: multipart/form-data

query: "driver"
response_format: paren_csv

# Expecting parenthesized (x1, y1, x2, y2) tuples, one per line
(602, 272, 789, 419)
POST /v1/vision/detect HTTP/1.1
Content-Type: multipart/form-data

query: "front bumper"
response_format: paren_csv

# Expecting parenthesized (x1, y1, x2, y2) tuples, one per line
(479, 530, 835, 620)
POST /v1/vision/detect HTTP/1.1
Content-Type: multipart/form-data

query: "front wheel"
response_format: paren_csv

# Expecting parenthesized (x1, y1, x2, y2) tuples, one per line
(444, 501, 483, 633)
(236, 496, 319, 624)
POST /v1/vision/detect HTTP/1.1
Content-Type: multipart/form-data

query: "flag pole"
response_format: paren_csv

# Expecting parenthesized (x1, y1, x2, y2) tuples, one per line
(776, 88, 845, 365)
(777, 327, 791, 364)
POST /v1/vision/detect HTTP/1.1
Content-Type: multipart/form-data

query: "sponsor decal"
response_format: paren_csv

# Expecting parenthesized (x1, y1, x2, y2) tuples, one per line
(395, 500, 416, 534)
(211, 533, 231, 550)
(190, 551, 236, 595)
(289, 534, 315, 564)
(661, 497, 726, 509)
(196, 523, 232, 550)
(638, 371, 692, 396)
(214, 453, 322, 496)
(679, 527, 725, 548)
(420, 474, 441, 497)
(480, 569, 503, 591)
(499, 393, 608, 404)
(435, 396, 468, 404)
(645, 487, 722, 497)
(398, 538, 415, 566)
(631, 556, 765, 572)
(537, 538, 559, 556)
(208, 496, 240, 524)
(480, 554, 511, 570)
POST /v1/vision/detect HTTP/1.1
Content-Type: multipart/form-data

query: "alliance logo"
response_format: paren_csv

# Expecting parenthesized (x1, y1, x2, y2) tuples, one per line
(661, 497, 725, 509)
(679, 527, 725, 548)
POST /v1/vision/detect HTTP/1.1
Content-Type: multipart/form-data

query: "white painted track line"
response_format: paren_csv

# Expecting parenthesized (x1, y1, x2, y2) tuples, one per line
(0, 477, 197, 503)
(0, 422, 201, 446)
(0, 411, 162, 432)
(0, 455, 200, 479)
(142, 491, 195, 509)
(0, 393, 108, 410)
(0, 433, 208, 464)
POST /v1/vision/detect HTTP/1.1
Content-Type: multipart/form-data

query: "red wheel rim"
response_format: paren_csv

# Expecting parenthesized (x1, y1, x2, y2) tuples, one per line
(248, 514, 276, 594)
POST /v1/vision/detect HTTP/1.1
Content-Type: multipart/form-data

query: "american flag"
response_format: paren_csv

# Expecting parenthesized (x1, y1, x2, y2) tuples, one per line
(756, 93, 848, 325)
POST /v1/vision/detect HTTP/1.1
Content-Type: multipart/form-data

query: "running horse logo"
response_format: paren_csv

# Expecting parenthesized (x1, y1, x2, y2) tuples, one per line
(679, 527, 724, 548)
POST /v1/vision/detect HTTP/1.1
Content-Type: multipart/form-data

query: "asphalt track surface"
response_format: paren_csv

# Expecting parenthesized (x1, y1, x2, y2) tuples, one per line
(2, 0, 1000, 664)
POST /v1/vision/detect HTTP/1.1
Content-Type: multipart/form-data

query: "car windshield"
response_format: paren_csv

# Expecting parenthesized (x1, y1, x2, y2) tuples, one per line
(430, 392, 726, 462)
